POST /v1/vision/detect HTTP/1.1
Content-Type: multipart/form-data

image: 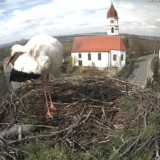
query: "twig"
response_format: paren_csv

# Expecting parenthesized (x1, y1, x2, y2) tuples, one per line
(9, 123, 79, 144)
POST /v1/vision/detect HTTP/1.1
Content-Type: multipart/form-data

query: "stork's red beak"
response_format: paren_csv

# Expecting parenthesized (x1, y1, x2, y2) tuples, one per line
(6, 55, 14, 67)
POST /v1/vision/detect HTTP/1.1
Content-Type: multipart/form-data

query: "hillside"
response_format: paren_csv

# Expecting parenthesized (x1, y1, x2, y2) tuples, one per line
(0, 76, 160, 160)
(1, 33, 160, 69)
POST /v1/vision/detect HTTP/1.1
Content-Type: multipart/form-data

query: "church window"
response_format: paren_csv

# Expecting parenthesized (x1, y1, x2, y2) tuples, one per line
(98, 53, 101, 60)
(121, 54, 124, 61)
(111, 27, 114, 33)
(79, 60, 82, 66)
(113, 55, 117, 61)
(88, 53, 91, 60)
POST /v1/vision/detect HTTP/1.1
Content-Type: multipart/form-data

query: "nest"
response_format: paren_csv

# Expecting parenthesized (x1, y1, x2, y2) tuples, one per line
(0, 76, 160, 159)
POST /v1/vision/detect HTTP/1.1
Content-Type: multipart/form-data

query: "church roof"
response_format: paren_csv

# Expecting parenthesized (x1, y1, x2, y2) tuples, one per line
(72, 36, 126, 52)
(107, 3, 118, 18)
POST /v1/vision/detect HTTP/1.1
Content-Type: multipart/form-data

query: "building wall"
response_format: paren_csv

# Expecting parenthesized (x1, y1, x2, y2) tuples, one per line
(71, 50, 126, 68)
(111, 50, 126, 68)
(72, 52, 109, 67)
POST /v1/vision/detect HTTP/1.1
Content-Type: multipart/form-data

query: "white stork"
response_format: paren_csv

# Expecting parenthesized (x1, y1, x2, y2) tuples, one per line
(6, 34, 63, 118)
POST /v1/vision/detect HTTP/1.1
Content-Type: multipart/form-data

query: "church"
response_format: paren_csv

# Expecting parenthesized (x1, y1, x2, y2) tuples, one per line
(71, 3, 126, 68)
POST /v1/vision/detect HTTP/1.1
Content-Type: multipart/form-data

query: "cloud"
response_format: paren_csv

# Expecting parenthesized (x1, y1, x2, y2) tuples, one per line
(119, 2, 135, 10)
(120, 19, 160, 37)
(12, 9, 23, 16)
(0, 0, 110, 44)
(0, 8, 5, 13)
(0, 0, 160, 44)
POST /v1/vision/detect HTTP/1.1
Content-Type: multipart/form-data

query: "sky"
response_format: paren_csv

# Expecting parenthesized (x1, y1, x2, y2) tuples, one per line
(0, 0, 160, 44)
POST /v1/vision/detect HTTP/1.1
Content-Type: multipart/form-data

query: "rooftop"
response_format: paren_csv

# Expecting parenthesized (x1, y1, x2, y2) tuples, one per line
(71, 36, 126, 52)
(107, 3, 118, 19)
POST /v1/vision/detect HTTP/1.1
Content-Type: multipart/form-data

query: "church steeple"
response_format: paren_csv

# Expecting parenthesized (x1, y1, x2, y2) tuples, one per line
(107, 2, 119, 35)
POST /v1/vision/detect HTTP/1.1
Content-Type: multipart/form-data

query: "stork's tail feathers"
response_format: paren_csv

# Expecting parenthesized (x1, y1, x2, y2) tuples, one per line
(10, 68, 41, 82)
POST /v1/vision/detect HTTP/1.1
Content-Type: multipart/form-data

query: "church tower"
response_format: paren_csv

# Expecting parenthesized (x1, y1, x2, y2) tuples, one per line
(107, 3, 119, 35)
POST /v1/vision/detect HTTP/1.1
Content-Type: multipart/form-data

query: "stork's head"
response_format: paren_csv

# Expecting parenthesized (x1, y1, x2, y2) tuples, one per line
(10, 44, 23, 56)
(6, 44, 22, 67)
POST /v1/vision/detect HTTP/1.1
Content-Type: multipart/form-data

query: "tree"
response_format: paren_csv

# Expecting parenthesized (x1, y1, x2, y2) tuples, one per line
(153, 59, 159, 83)
(123, 37, 129, 49)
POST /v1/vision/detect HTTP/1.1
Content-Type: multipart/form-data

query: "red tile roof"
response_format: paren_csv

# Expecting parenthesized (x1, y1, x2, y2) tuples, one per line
(107, 3, 118, 18)
(72, 36, 126, 52)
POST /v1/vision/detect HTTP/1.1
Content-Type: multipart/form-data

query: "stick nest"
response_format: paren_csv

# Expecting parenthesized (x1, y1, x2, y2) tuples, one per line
(0, 76, 160, 159)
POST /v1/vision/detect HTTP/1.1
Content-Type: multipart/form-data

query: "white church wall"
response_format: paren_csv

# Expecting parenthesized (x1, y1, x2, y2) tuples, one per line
(120, 51, 126, 67)
(71, 52, 110, 67)
(111, 50, 126, 68)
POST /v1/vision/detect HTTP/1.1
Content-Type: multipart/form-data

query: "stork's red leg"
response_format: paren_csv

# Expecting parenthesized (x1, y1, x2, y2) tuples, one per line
(48, 94, 57, 111)
(43, 90, 53, 119)
(42, 74, 56, 118)
(42, 75, 52, 118)
(44, 74, 56, 111)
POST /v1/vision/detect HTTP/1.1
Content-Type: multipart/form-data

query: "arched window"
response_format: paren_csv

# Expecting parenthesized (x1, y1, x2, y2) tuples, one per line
(79, 60, 82, 66)
(111, 27, 114, 33)
(113, 55, 117, 61)
(121, 54, 124, 61)
(98, 53, 101, 60)
(78, 53, 82, 58)
(88, 53, 91, 60)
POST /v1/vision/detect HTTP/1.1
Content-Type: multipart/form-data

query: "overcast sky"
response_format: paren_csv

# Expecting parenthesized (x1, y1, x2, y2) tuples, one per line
(0, 0, 160, 44)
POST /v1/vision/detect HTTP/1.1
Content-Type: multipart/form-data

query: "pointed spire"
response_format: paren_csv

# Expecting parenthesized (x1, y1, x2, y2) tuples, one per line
(107, 2, 118, 19)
